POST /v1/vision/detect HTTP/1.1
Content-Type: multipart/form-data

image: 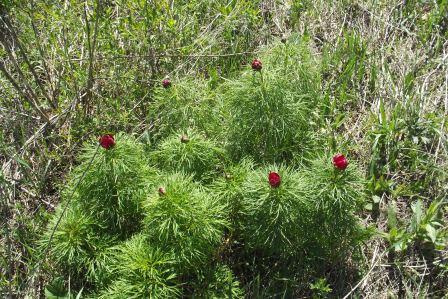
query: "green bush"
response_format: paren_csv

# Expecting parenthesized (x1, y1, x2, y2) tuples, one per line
(150, 129, 226, 182)
(301, 154, 367, 263)
(146, 79, 222, 144)
(222, 40, 321, 163)
(142, 172, 228, 273)
(238, 165, 308, 255)
(211, 158, 255, 233)
(42, 133, 156, 291)
(40, 41, 372, 297)
(97, 234, 180, 299)
(67, 133, 156, 237)
(41, 206, 115, 286)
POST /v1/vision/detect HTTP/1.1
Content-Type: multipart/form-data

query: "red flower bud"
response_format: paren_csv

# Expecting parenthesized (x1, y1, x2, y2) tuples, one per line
(180, 135, 189, 143)
(162, 78, 171, 88)
(251, 59, 262, 71)
(333, 154, 348, 170)
(268, 171, 281, 188)
(158, 187, 166, 196)
(99, 134, 115, 150)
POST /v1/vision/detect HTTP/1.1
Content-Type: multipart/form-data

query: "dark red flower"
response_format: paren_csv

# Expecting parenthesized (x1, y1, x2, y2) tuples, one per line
(162, 78, 171, 88)
(180, 135, 189, 143)
(158, 187, 166, 196)
(333, 154, 348, 170)
(251, 59, 262, 71)
(268, 171, 281, 188)
(99, 134, 115, 150)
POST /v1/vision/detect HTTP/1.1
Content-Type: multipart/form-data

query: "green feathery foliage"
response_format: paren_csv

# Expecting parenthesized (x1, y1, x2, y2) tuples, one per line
(67, 133, 156, 237)
(222, 39, 321, 163)
(146, 78, 221, 144)
(301, 154, 367, 263)
(41, 133, 157, 293)
(211, 158, 255, 233)
(40, 206, 115, 287)
(193, 265, 244, 298)
(97, 234, 180, 299)
(239, 165, 308, 255)
(150, 129, 226, 182)
(143, 173, 228, 272)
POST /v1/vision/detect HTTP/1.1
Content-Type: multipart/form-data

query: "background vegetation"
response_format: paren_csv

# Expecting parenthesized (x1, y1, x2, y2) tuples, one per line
(1, 0, 447, 298)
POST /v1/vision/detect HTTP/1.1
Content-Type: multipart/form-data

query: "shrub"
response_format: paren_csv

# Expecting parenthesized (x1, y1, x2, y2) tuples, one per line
(239, 165, 309, 255)
(301, 153, 367, 263)
(97, 234, 180, 299)
(211, 158, 255, 233)
(143, 172, 228, 272)
(146, 78, 221, 144)
(150, 129, 226, 182)
(222, 40, 321, 163)
(40, 206, 115, 287)
(41, 133, 157, 292)
(193, 264, 244, 298)
(67, 133, 156, 237)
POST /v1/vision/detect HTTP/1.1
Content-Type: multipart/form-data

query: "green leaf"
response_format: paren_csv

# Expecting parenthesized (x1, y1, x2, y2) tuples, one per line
(410, 200, 423, 232)
(45, 278, 68, 299)
(75, 288, 84, 299)
(387, 201, 398, 229)
(425, 224, 437, 243)
(372, 195, 381, 204)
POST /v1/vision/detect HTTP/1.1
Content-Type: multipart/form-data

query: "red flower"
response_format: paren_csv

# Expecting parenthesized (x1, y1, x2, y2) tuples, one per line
(158, 187, 166, 196)
(251, 59, 262, 71)
(162, 78, 171, 88)
(333, 154, 348, 170)
(268, 171, 281, 188)
(99, 134, 115, 150)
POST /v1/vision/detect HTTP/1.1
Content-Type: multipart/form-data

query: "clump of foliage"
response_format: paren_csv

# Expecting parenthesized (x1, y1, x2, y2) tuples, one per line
(66, 133, 155, 236)
(384, 198, 447, 253)
(150, 129, 226, 182)
(41, 133, 156, 290)
(41, 206, 115, 286)
(301, 154, 367, 264)
(222, 40, 321, 163)
(39, 40, 371, 296)
(146, 79, 222, 144)
(143, 172, 228, 273)
(238, 165, 308, 256)
(238, 156, 366, 266)
(36, 29, 448, 296)
(192, 264, 244, 298)
(96, 234, 180, 299)
(211, 158, 255, 232)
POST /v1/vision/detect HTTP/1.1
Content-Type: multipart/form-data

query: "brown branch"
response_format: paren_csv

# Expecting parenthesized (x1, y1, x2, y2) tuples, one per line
(27, 2, 57, 108)
(1, 12, 56, 110)
(81, 0, 101, 114)
(0, 60, 49, 122)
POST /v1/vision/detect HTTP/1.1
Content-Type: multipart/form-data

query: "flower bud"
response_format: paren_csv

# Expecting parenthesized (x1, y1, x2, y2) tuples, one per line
(180, 135, 189, 144)
(332, 154, 348, 170)
(99, 134, 115, 150)
(162, 78, 171, 88)
(251, 59, 262, 71)
(158, 187, 166, 196)
(268, 171, 281, 188)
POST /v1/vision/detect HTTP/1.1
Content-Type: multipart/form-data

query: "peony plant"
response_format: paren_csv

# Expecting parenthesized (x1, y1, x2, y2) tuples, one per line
(150, 129, 226, 182)
(222, 41, 321, 163)
(142, 172, 228, 273)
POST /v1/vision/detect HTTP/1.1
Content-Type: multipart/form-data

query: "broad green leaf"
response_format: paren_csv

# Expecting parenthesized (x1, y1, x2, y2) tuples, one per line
(425, 224, 437, 243)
